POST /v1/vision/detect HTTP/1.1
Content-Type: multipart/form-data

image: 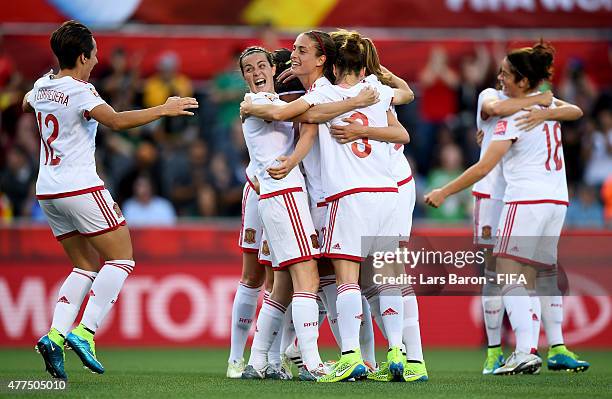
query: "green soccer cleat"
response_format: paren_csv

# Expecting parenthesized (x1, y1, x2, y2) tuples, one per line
(367, 361, 391, 382)
(483, 347, 505, 375)
(403, 361, 429, 382)
(387, 347, 404, 381)
(35, 329, 67, 379)
(65, 324, 104, 374)
(547, 345, 590, 372)
(226, 358, 245, 379)
(317, 351, 367, 383)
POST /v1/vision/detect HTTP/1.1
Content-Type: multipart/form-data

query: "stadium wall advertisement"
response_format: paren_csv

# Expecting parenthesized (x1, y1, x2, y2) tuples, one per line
(1, 227, 611, 348)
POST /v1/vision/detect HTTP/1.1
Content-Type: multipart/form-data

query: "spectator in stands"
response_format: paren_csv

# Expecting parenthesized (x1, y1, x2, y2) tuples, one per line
(560, 58, 598, 114)
(602, 175, 612, 228)
(457, 45, 490, 127)
(143, 51, 193, 108)
(417, 46, 459, 174)
(0, 145, 35, 217)
(425, 143, 470, 222)
(117, 140, 164, 204)
(123, 175, 176, 226)
(208, 152, 242, 216)
(208, 49, 247, 134)
(583, 108, 612, 187)
(566, 184, 604, 228)
(99, 47, 141, 111)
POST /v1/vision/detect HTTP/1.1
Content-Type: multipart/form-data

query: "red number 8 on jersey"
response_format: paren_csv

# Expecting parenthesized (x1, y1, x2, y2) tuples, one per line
(348, 112, 372, 158)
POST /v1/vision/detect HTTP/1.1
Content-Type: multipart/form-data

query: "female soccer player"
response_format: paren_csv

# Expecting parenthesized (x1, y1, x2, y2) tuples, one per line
(22, 20, 197, 379)
(424, 41, 588, 375)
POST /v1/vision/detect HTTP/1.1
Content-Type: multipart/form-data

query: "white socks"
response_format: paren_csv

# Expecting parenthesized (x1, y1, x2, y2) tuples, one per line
(51, 268, 98, 335)
(336, 284, 362, 352)
(481, 269, 504, 347)
(81, 260, 134, 332)
(229, 283, 261, 362)
(378, 284, 404, 348)
(402, 286, 423, 362)
(502, 284, 533, 354)
(359, 295, 376, 365)
(528, 290, 541, 350)
(292, 292, 323, 370)
(540, 295, 564, 346)
(248, 297, 286, 370)
(320, 277, 341, 346)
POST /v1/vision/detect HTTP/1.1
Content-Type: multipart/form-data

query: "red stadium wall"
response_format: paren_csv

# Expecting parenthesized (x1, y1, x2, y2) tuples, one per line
(1, 226, 611, 348)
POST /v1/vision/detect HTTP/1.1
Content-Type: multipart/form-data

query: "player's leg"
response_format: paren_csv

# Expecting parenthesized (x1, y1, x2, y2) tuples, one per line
(318, 259, 341, 346)
(476, 197, 506, 374)
(359, 295, 377, 371)
(35, 199, 98, 379)
(229, 183, 266, 376)
(538, 205, 589, 372)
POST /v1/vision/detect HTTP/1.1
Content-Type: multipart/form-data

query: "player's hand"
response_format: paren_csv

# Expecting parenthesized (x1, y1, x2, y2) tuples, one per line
(162, 96, 199, 116)
(330, 118, 367, 144)
(267, 156, 295, 180)
(476, 129, 484, 147)
(353, 86, 379, 108)
(277, 68, 298, 84)
(240, 96, 252, 121)
(537, 90, 553, 107)
(515, 107, 547, 131)
(424, 189, 446, 208)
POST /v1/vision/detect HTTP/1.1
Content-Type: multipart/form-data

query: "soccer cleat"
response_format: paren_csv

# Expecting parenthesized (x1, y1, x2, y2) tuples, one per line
(226, 358, 245, 379)
(241, 364, 267, 379)
(493, 351, 541, 375)
(403, 361, 429, 382)
(298, 364, 328, 381)
(35, 329, 67, 379)
(387, 346, 404, 381)
(367, 361, 392, 382)
(284, 342, 304, 372)
(317, 351, 367, 383)
(280, 355, 294, 380)
(483, 347, 505, 375)
(547, 345, 590, 372)
(65, 324, 104, 374)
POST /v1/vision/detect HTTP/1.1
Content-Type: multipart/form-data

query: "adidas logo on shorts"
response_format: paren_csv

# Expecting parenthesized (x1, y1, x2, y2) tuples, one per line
(382, 307, 398, 316)
(332, 243, 341, 250)
(57, 296, 70, 304)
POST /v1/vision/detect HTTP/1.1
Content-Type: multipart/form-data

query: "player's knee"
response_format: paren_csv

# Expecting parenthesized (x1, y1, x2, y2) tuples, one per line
(241, 271, 264, 288)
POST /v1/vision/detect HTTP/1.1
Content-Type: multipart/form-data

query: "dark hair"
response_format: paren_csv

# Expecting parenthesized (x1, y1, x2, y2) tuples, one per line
(332, 31, 366, 79)
(330, 30, 391, 85)
(272, 48, 305, 95)
(238, 46, 273, 74)
(303, 30, 336, 83)
(50, 20, 94, 70)
(507, 40, 555, 89)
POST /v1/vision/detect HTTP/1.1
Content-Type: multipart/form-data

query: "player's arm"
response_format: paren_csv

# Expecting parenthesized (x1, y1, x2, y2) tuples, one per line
(90, 96, 198, 131)
(380, 66, 414, 105)
(22, 90, 34, 113)
(424, 140, 512, 208)
(481, 90, 552, 120)
(514, 99, 583, 131)
(294, 87, 379, 123)
(330, 110, 409, 144)
(267, 123, 318, 180)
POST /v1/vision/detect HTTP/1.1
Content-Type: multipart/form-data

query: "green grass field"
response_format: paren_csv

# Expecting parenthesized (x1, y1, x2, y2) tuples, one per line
(1, 348, 610, 398)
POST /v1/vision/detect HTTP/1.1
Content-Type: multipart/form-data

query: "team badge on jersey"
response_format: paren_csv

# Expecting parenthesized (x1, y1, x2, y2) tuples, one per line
(494, 120, 508, 135)
(310, 234, 320, 249)
(262, 240, 270, 256)
(113, 203, 123, 218)
(244, 228, 256, 244)
(481, 226, 492, 240)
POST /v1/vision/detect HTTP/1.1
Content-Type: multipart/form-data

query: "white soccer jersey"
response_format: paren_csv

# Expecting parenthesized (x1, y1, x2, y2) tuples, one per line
(490, 101, 569, 205)
(302, 81, 396, 201)
(242, 92, 305, 197)
(362, 74, 413, 184)
(27, 75, 107, 198)
(472, 88, 507, 200)
(300, 76, 330, 207)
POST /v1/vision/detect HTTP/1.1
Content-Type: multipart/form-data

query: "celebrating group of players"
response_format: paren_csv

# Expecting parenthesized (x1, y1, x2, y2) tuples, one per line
(24, 19, 589, 382)
(228, 30, 591, 382)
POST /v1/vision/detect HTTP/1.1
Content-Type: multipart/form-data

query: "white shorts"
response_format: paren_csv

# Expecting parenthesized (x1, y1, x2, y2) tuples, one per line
(39, 188, 126, 240)
(239, 182, 271, 264)
(311, 203, 327, 241)
(392, 177, 416, 240)
(323, 191, 398, 261)
(493, 202, 567, 267)
(258, 188, 319, 269)
(473, 195, 504, 248)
